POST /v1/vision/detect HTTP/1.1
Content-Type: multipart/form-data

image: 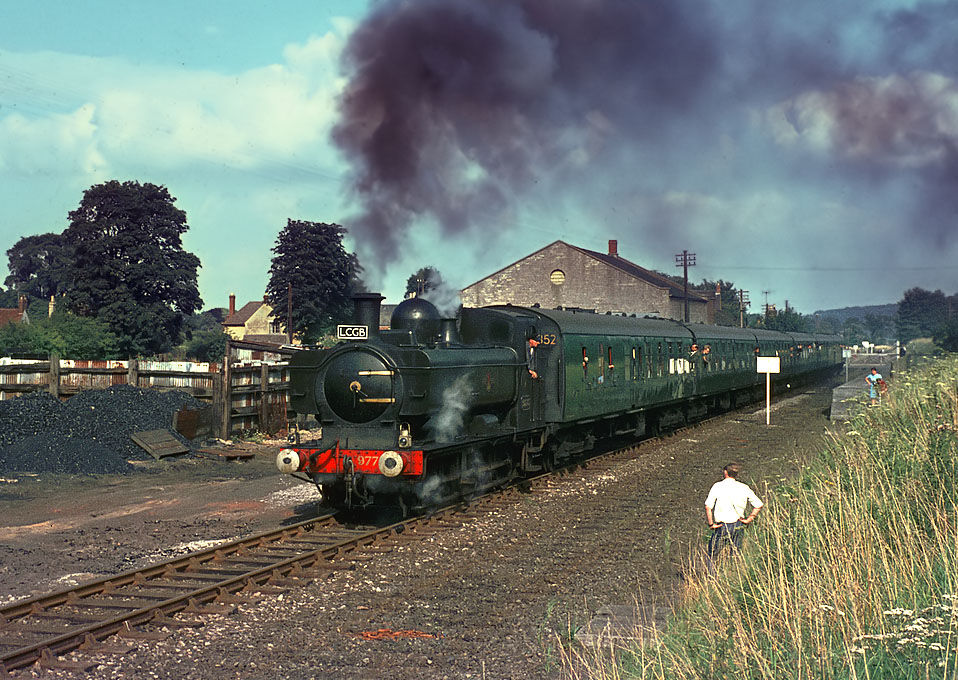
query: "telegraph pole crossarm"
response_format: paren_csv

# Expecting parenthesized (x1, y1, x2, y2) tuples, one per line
(675, 250, 696, 322)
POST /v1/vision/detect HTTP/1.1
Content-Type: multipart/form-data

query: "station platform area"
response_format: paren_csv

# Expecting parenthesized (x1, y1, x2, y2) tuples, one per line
(830, 353, 899, 421)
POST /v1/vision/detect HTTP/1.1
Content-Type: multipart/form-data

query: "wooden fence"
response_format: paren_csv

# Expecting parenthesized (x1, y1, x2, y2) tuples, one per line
(0, 340, 296, 439)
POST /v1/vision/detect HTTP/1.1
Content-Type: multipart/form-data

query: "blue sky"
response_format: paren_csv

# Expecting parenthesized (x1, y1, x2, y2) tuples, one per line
(2, 0, 957, 316)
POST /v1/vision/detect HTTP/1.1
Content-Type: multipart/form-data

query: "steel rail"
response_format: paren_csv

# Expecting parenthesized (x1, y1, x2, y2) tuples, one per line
(0, 512, 417, 672)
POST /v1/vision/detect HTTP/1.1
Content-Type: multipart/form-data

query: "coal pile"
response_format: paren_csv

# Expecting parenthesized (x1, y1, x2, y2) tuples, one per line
(0, 385, 206, 476)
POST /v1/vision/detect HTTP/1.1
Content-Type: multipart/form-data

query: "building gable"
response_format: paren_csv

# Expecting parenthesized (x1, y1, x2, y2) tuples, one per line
(461, 239, 712, 323)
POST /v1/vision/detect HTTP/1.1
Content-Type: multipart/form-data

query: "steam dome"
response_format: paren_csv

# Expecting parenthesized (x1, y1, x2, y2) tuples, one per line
(391, 297, 441, 344)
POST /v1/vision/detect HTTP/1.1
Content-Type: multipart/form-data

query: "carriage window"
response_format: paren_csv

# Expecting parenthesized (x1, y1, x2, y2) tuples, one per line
(657, 342, 663, 377)
(631, 347, 638, 381)
(608, 346, 614, 373)
(582, 347, 588, 378)
(599, 344, 605, 382)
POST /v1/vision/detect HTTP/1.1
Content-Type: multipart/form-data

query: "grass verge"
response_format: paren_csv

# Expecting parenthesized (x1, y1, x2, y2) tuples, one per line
(562, 356, 958, 679)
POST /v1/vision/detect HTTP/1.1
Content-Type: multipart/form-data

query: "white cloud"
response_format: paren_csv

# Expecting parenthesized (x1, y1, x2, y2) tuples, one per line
(0, 104, 106, 175)
(0, 25, 351, 179)
(767, 71, 958, 168)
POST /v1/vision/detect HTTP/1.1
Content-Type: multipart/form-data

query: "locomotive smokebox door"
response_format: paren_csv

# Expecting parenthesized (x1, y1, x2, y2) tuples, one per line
(321, 349, 396, 423)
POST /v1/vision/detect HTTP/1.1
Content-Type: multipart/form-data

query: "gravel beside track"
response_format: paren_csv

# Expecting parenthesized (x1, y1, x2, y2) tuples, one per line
(3, 385, 837, 680)
(0, 386, 206, 475)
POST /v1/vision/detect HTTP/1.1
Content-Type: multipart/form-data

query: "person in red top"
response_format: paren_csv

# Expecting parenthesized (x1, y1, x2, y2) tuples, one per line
(865, 367, 884, 406)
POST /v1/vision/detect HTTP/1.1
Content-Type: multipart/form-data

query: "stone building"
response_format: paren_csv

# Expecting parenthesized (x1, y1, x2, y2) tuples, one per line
(460, 240, 713, 323)
(222, 294, 287, 344)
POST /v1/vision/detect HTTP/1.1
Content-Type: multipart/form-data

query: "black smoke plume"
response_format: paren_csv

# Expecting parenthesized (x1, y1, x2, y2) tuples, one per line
(331, 0, 718, 264)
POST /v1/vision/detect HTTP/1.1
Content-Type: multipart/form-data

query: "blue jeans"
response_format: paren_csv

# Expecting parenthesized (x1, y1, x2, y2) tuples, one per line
(707, 521, 744, 569)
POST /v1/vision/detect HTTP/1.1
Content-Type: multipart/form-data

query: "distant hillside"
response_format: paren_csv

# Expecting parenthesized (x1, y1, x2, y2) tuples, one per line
(811, 303, 897, 323)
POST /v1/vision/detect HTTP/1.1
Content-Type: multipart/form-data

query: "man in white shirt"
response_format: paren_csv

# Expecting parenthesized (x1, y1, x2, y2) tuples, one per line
(704, 463, 763, 569)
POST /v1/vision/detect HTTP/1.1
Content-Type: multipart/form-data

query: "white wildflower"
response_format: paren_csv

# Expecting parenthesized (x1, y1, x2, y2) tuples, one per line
(884, 608, 914, 617)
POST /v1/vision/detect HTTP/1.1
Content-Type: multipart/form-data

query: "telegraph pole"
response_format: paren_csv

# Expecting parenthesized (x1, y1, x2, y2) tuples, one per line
(675, 250, 696, 322)
(763, 290, 771, 321)
(739, 290, 750, 328)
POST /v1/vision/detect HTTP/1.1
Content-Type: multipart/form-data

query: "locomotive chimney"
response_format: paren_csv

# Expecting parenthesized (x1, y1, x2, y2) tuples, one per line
(353, 293, 385, 338)
(608, 239, 618, 257)
(439, 318, 460, 347)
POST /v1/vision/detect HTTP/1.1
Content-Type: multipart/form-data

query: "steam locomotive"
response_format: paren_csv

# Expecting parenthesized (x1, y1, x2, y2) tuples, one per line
(276, 294, 842, 512)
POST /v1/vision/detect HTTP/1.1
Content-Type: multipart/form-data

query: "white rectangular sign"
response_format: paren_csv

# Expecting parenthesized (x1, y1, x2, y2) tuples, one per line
(336, 324, 369, 340)
(756, 356, 780, 374)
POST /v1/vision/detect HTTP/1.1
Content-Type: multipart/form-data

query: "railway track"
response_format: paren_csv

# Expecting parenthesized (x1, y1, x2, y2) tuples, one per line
(0, 385, 819, 675)
(0, 452, 644, 676)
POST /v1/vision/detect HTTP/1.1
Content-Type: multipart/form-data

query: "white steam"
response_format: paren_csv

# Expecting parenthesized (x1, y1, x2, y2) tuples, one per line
(421, 277, 463, 317)
(430, 374, 473, 442)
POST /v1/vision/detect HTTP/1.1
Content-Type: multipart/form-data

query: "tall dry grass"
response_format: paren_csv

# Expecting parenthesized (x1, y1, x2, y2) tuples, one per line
(562, 357, 958, 679)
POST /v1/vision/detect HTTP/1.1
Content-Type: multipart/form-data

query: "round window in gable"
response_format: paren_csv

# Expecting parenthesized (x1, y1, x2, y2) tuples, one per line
(550, 269, 566, 285)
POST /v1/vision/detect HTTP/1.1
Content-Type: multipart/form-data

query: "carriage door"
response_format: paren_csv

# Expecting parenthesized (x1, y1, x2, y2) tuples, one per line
(630, 346, 640, 406)
(525, 327, 545, 423)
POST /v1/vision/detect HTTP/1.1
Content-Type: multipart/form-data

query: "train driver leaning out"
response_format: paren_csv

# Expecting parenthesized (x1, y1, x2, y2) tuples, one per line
(526, 337, 540, 379)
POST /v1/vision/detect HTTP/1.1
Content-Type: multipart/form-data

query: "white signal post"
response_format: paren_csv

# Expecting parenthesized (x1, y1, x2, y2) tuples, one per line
(756, 356, 781, 425)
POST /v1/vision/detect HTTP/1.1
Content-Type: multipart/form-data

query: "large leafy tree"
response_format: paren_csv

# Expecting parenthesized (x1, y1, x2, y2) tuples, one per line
(5, 232, 72, 301)
(0, 285, 17, 308)
(896, 287, 950, 344)
(266, 220, 363, 344)
(934, 313, 958, 352)
(63, 180, 202, 356)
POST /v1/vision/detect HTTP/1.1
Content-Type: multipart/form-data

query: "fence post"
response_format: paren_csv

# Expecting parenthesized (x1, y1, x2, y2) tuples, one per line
(220, 340, 233, 439)
(212, 369, 221, 434)
(127, 358, 139, 388)
(48, 354, 60, 398)
(259, 363, 269, 433)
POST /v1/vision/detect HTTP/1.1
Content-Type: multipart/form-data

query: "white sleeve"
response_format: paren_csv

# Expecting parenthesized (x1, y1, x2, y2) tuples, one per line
(705, 484, 718, 509)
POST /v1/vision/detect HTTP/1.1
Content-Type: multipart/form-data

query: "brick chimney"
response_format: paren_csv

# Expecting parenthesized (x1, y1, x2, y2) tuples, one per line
(608, 239, 618, 257)
(228, 293, 236, 316)
(715, 282, 722, 310)
(18, 295, 26, 314)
